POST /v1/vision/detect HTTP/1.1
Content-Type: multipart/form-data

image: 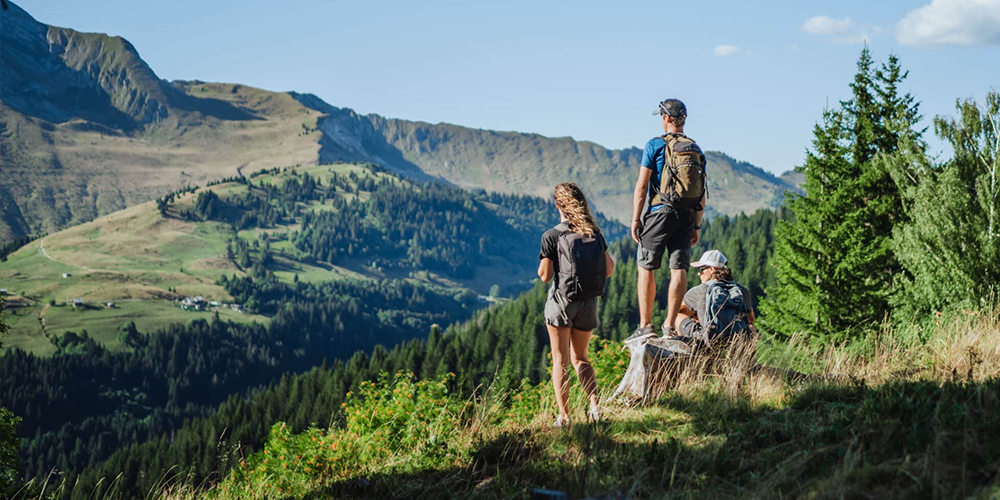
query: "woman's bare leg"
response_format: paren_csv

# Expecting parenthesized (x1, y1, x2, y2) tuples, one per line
(546, 325, 572, 420)
(569, 329, 599, 410)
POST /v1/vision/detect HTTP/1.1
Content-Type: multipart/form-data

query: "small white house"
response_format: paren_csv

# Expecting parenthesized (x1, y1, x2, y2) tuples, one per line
(62, 273, 72, 278)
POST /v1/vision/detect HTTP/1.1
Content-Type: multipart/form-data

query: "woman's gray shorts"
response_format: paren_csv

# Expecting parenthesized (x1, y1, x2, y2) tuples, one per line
(544, 287, 600, 331)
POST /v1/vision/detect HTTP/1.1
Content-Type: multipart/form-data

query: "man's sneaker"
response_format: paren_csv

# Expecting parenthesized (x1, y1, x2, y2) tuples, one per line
(662, 324, 679, 338)
(626, 324, 655, 342)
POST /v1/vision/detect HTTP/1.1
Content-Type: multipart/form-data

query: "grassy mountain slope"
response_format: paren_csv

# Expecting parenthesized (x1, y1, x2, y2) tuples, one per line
(1, 1, 796, 243)
(1, 163, 620, 355)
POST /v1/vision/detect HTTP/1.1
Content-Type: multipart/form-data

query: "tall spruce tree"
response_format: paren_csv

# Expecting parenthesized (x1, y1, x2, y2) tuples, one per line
(760, 109, 853, 339)
(761, 48, 922, 341)
(888, 91, 1000, 315)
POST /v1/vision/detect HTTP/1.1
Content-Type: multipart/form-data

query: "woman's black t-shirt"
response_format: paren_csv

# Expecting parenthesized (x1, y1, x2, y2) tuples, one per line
(539, 223, 607, 278)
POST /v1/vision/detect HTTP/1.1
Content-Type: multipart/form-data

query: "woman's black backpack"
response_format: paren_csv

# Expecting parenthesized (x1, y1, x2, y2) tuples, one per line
(555, 225, 607, 301)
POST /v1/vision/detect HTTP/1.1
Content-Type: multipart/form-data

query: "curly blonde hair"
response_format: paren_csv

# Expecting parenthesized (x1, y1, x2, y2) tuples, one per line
(554, 182, 599, 238)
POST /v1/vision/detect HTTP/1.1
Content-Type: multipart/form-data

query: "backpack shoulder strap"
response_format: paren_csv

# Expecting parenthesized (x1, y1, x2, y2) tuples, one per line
(701, 280, 719, 321)
(654, 135, 681, 205)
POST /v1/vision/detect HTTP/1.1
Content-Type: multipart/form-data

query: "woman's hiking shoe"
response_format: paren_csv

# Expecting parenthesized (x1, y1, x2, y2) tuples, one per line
(552, 414, 571, 428)
(587, 404, 602, 422)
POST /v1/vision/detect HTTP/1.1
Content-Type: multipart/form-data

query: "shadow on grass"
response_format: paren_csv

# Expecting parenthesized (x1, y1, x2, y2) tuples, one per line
(288, 377, 1000, 500)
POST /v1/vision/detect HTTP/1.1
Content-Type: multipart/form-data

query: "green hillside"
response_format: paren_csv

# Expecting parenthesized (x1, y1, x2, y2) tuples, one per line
(0, 162, 624, 355)
(0, 205, 766, 495)
(29, 243, 1000, 500)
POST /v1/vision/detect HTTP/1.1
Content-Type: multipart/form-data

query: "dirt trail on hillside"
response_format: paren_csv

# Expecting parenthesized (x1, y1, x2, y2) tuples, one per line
(40, 236, 94, 272)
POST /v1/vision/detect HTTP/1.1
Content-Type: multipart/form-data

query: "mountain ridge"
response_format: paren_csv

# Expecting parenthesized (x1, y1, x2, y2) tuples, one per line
(0, 0, 800, 242)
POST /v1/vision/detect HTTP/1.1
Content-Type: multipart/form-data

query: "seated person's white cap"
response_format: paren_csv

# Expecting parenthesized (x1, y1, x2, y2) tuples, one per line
(691, 249, 727, 268)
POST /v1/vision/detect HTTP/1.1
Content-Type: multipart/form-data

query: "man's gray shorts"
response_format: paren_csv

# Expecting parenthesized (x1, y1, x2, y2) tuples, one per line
(636, 207, 695, 270)
(544, 288, 600, 331)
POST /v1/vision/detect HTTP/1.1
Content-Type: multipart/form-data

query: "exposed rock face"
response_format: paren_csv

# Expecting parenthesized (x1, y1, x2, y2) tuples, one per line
(2, 2, 165, 129)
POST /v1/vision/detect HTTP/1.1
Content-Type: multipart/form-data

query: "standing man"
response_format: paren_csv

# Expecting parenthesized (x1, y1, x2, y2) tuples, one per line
(630, 98, 707, 338)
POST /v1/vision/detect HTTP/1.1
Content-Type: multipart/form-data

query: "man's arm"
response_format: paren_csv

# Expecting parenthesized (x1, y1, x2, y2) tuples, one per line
(674, 303, 698, 332)
(678, 303, 697, 321)
(631, 166, 653, 243)
(691, 194, 705, 245)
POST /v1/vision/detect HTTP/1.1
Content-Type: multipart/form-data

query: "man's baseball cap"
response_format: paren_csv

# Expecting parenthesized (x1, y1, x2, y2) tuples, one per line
(652, 98, 687, 118)
(691, 249, 727, 268)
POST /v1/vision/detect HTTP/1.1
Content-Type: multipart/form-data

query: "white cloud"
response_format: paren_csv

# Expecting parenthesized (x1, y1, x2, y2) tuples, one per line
(898, 0, 1000, 46)
(801, 16, 853, 36)
(713, 45, 743, 57)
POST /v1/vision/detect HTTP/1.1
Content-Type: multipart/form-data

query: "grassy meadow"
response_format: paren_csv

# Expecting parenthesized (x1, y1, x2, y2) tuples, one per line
(0, 165, 367, 354)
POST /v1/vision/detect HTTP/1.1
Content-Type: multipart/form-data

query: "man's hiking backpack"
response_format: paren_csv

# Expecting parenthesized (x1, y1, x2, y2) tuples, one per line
(651, 133, 707, 210)
(555, 225, 607, 301)
(700, 280, 752, 345)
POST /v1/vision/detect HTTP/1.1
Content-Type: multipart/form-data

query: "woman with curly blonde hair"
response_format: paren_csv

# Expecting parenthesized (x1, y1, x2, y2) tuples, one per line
(537, 182, 615, 426)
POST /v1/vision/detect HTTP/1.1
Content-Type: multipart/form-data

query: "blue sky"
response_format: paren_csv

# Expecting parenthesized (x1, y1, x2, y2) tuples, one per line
(16, 0, 1000, 174)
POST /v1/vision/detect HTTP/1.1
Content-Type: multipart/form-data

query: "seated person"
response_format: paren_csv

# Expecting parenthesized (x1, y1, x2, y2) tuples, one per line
(674, 250, 757, 346)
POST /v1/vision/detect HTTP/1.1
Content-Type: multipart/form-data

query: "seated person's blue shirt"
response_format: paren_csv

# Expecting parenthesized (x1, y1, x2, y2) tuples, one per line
(640, 137, 668, 212)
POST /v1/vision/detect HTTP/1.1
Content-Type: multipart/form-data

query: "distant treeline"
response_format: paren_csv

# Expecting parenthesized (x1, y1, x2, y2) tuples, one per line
(1, 276, 472, 486)
(187, 165, 626, 281)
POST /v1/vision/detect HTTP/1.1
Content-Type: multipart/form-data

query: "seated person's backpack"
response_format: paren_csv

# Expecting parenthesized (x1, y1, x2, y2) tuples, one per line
(555, 226, 606, 301)
(699, 280, 752, 346)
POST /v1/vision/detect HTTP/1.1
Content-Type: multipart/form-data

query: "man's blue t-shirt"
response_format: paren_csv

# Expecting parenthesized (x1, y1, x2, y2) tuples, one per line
(640, 136, 669, 212)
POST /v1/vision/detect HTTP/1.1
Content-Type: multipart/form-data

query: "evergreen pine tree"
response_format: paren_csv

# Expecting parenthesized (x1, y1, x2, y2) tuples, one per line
(761, 109, 853, 339)
(761, 49, 922, 341)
